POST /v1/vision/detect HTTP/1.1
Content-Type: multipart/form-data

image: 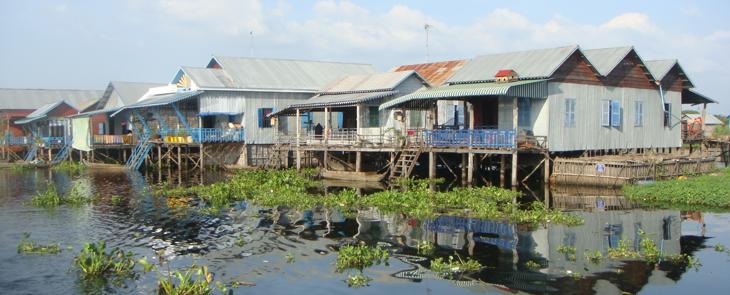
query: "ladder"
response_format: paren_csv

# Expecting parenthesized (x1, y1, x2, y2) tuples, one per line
(265, 144, 285, 169)
(50, 142, 71, 165)
(389, 148, 422, 179)
(125, 133, 152, 170)
(25, 145, 39, 162)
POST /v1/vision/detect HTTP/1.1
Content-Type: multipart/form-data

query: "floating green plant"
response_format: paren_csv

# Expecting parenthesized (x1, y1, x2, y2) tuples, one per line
(557, 245, 576, 255)
(9, 163, 34, 172)
(715, 244, 726, 252)
(584, 250, 603, 264)
(417, 240, 435, 256)
(157, 265, 214, 295)
(52, 161, 86, 173)
(525, 260, 541, 269)
(429, 254, 482, 278)
(624, 168, 730, 210)
(335, 245, 389, 273)
(110, 195, 122, 204)
(345, 273, 372, 288)
(30, 184, 62, 207)
(17, 233, 61, 254)
(73, 241, 136, 279)
(30, 182, 93, 208)
(607, 240, 641, 259)
(285, 252, 295, 263)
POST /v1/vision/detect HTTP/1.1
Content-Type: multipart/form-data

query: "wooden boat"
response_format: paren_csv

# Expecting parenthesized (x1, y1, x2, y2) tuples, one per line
(320, 169, 387, 182)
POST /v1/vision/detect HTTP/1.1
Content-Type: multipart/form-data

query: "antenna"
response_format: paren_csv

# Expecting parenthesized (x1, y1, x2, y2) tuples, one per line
(250, 31, 254, 57)
(424, 23, 432, 62)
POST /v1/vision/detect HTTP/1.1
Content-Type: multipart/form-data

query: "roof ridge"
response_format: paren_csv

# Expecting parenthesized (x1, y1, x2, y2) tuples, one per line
(212, 55, 373, 66)
(474, 44, 579, 58)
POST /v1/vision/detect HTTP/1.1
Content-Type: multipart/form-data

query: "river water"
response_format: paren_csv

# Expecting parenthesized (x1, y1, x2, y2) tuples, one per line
(1, 168, 729, 295)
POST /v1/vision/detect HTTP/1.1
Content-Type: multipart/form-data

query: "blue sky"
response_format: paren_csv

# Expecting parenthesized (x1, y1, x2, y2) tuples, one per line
(1, 0, 729, 114)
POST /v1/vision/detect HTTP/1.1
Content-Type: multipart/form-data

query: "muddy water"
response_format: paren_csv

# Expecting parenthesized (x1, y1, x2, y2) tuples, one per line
(0, 168, 729, 294)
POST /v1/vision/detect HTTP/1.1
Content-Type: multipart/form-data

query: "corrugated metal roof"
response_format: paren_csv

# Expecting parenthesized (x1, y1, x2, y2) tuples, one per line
(645, 59, 694, 88)
(380, 79, 547, 110)
(15, 100, 77, 124)
(391, 60, 467, 86)
(0, 88, 102, 110)
(684, 113, 723, 125)
(272, 90, 397, 116)
(320, 71, 420, 94)
(208, 56, 376, 91)
(110, 90, 203, 117)
(582, 46, 634, 76)
(182, 67, 237, 89)
(682, 89, 717, 105)
(109, 81, 166, 107)
(448, 45, 579, 84)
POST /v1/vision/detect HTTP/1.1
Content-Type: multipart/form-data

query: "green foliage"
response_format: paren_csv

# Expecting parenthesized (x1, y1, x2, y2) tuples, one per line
(624, 168, 730, 210)
(557, 245, 576, 255)
(110, 195, 122, 205)
(64, 181, 94, 205)
(638, 230, 660, 263)
(607, 240, 641, 260)
(665, 253, 702, 271)
(429, 254, 482, 278)
(584, 250, 603, 264)
(17, 233, 61, 254)
(52, 161, 86, 173)
(714, 125, 730, 137)
(30, 184, 63, 207)
(73, 241, 136, 280)
(525, 260, 541, 269)
(285, 252, 295, 263)
(715, 244, 726, 252)
(10, 163, 34, 172)
(417, 241, 435, 256)
(345, 274, 372, 288)
(157, 265, 214, 295)
(335, 245, 389, 272)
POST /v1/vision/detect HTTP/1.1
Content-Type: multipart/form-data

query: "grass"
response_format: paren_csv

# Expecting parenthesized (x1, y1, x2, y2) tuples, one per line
(429, 254, 482, 278)
(624, 168, 730, 210)
(73, 241, 136, 280)
(17, 233, 61, 254)
(156, 170, 583, 226)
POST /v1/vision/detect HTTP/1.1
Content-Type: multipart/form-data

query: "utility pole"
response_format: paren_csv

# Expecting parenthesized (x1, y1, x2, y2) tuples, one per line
(424, 23, 432, 63)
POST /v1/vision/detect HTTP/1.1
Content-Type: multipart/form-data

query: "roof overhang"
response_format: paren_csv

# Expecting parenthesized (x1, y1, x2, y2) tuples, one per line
(14, 115, 46, 125)
(682, 89, 717, 105)
(379, 79, 548, 110)
(110, 90, 203, 117)
(271, 90, 397, 117)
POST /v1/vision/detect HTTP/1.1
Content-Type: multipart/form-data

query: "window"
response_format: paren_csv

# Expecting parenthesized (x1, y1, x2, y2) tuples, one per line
(663, 103, 672, 127)
(601, 100, 611, 127)
(98, 122, 105, 135)
(634, 101, 644, 127)
(257, 108, 273, 128)
(564, 98, 576, 127)
(518, 98, 532, 128)
(610, 100, 621, 127)
(301, 112, 311, 130)
(368, 107, 379, 127)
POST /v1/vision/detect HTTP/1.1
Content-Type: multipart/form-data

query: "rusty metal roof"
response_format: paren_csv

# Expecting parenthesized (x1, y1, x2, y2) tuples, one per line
(391, 60, 467, 86)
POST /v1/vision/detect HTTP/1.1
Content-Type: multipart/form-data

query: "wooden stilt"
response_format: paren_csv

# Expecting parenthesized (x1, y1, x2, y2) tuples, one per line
(467, 152, 474, 185)
(511, 151, 518, 187)
(500, 155, 506, 187)
(177, 146, 181, 171)
(428, 152, 436, 180)
(157, 145, 162, 170)
(511, 96, 519, 188)
(461, 153, 467, 185)
(355, 151, 362, 172)
(48, 148, 52, 163)
(123, 149, 127, 163)
(544, 153, 551, 184)
(200, 144, 204, 171)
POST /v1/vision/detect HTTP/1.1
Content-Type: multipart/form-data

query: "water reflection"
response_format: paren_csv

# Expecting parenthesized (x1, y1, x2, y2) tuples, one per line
(0, 168, 716, 295)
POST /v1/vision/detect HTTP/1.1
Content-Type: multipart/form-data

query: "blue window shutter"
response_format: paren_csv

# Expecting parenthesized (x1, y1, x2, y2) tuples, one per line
(337, 112, 344, 129)
(257, 108, 263, 128)
(610, 100, 621, 127)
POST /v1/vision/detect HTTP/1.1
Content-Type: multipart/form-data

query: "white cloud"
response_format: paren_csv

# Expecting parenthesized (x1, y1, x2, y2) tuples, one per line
(152, 0, 266, 35)
(600, 12, 657, 33)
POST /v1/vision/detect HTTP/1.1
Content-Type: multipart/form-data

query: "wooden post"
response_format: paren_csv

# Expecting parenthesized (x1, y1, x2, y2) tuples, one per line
(324, 107, 330, 145)
(467, 153, 474, 185)
(701, 103, 707, 138)
(48, 148, 52, 163)
(296, 109, 301, 170)
(355, 152, 362, 172)
(177, 146, 181, 171)
(200, 144, 204, 171)
(323, 151, 329, 170)
(461, 153, 467, 185)
(356, 104, 361, 142)
(157, 145, 162, 170)
(500, 155, 506, 187)
(123, 148, 127, 163)
(511, 96, 519, 187)
(429, 152, 436, 180)
(543, 153, 550, 186)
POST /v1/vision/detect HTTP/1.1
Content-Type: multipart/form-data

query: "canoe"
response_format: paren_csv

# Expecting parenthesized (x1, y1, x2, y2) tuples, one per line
(320, 169, 387, 182)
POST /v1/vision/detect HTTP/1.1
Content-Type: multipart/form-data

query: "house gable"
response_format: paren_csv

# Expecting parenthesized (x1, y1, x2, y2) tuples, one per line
(603, 51, 656, 89)
(551, 51, 602, 85)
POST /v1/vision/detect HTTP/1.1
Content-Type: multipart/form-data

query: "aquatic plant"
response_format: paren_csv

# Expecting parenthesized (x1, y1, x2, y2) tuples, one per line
(65, 181, 94, 205)
(564, 270, 582, 280)
(52, 161, 86, 173)
(110, 195, 122, 204)
(584, 250, 603, 264)
(417, 240, 435, 256)
(345, 274, 372, 288)
(17, 233, 61, 254)
(715, 244, 726, 252)
(429, 254, 482, 278)
(9, 163, 34, 172)
(665, 253, 702, 271)
(335, 244, 389, 272)
(607, 240, 641, 259)
(624, 168, 730, 210)
(638, 230, 660, 263)
(525, 260, 541, 269)
(285, 252, 295, 263)
(557, 245, 576, 255)
(157, 265, 214, 295)
(73, 241, 136, 279)
(30, 184, 63, 207)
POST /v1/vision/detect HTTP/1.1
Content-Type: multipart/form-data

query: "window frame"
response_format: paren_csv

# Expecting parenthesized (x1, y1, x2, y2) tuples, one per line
(257, 108, 273, 128)
(634, 100, 644, 127)
(564, 98, 576, 128)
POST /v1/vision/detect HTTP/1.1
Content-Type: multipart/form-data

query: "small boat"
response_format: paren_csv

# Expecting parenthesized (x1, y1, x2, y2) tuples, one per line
(320, 169, 387, 182)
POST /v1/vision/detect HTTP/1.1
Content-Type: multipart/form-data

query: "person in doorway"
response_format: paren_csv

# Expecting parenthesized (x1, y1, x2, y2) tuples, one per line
(314, 123, 323, 139)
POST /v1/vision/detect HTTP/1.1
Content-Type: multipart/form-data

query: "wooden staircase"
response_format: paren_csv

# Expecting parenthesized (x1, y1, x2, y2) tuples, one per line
(389, 148, 422, 179)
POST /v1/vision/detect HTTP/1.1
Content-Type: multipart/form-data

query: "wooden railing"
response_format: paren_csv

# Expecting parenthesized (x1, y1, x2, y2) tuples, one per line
(93, 134, 135, 145)
(158, 128, 245, 143)
(423, 129, 516, 148)
(2, 135, 32, 145)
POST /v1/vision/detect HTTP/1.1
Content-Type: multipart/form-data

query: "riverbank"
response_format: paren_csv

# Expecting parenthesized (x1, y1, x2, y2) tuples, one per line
(624, 168, 730, 209)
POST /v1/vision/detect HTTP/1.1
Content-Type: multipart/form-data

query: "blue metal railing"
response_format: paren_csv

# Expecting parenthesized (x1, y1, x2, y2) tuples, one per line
(423, 129, 516, 148)
(158, 128, 245, 143)
(3, 135, 32, 145)
(41, 137, 65, 146)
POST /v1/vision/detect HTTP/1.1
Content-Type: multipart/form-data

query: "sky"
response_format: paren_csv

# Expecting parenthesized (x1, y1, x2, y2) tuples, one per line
(1, 0, 729, 114)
